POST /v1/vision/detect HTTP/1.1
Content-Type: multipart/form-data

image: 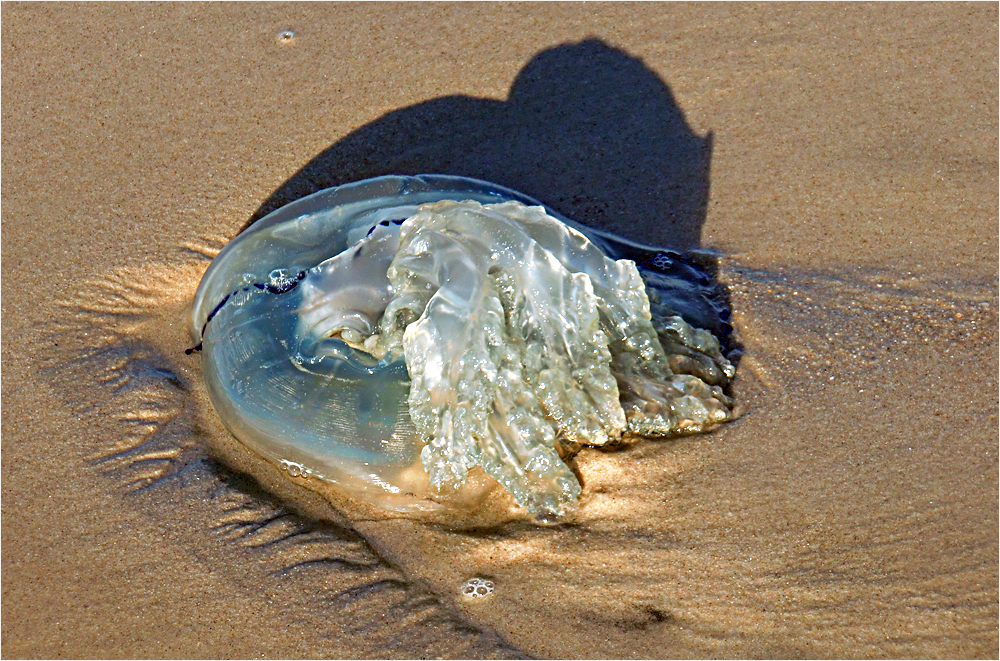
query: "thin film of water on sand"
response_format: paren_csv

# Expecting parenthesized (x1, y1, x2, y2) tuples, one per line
(37, 239, 998, 658)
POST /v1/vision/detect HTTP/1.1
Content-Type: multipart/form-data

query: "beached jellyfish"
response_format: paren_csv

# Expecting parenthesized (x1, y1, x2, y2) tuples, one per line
(189, 175, 735, 520)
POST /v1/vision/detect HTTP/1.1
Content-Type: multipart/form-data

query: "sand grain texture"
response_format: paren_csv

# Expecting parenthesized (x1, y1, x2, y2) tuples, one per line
(3, 4, 997, 659)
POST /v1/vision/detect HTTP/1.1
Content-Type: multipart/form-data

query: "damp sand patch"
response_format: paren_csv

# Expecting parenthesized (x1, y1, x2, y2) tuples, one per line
(35, 239, 998, 658)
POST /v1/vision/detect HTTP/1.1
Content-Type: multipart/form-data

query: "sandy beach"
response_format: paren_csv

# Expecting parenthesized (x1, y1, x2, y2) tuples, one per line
(3, 3, 997, 658)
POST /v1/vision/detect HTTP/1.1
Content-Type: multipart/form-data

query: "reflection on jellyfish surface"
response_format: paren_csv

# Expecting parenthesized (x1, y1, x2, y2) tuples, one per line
(190, 175, 736, 521)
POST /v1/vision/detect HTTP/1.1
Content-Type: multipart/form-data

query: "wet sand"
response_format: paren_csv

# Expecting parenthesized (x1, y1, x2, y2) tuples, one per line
(3, 4, 997, 658)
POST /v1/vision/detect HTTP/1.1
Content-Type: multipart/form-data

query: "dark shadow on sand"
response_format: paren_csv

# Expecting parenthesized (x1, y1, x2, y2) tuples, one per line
(250, 37, 738, 356)
(250, 38, 712, 250)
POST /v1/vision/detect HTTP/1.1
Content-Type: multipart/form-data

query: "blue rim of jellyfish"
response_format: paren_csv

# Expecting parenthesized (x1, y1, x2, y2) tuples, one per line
(190, 173, 724, 345)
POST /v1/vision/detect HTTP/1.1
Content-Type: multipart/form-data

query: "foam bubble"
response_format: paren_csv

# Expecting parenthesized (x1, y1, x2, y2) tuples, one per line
(460, 577, 495, 599)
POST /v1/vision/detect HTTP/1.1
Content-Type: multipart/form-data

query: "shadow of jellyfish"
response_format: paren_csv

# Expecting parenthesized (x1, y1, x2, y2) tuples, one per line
(250, 38, 712, 249)
(248, 37, 733, 351)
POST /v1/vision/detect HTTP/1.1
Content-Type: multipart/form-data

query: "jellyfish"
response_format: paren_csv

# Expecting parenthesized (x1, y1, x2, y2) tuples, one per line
(189, 175, 734, 520)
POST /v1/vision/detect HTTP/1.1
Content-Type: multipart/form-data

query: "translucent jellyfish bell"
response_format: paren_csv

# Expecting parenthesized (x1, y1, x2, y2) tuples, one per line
(189, 175, 735, 519)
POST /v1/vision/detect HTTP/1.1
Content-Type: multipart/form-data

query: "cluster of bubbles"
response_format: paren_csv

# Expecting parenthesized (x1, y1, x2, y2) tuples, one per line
(279, 459, 311, 478)
(460, 577, 496, 600)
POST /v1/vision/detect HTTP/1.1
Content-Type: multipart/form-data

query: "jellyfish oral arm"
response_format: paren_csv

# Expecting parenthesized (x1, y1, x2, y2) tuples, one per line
(368, 200, 732, 518)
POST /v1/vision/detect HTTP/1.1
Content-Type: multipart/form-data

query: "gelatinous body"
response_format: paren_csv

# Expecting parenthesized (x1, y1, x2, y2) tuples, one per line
(190, 175, 734, 519)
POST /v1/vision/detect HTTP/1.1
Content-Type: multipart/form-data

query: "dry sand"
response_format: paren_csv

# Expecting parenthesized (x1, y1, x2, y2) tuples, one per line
(3, 3, 997, 658)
